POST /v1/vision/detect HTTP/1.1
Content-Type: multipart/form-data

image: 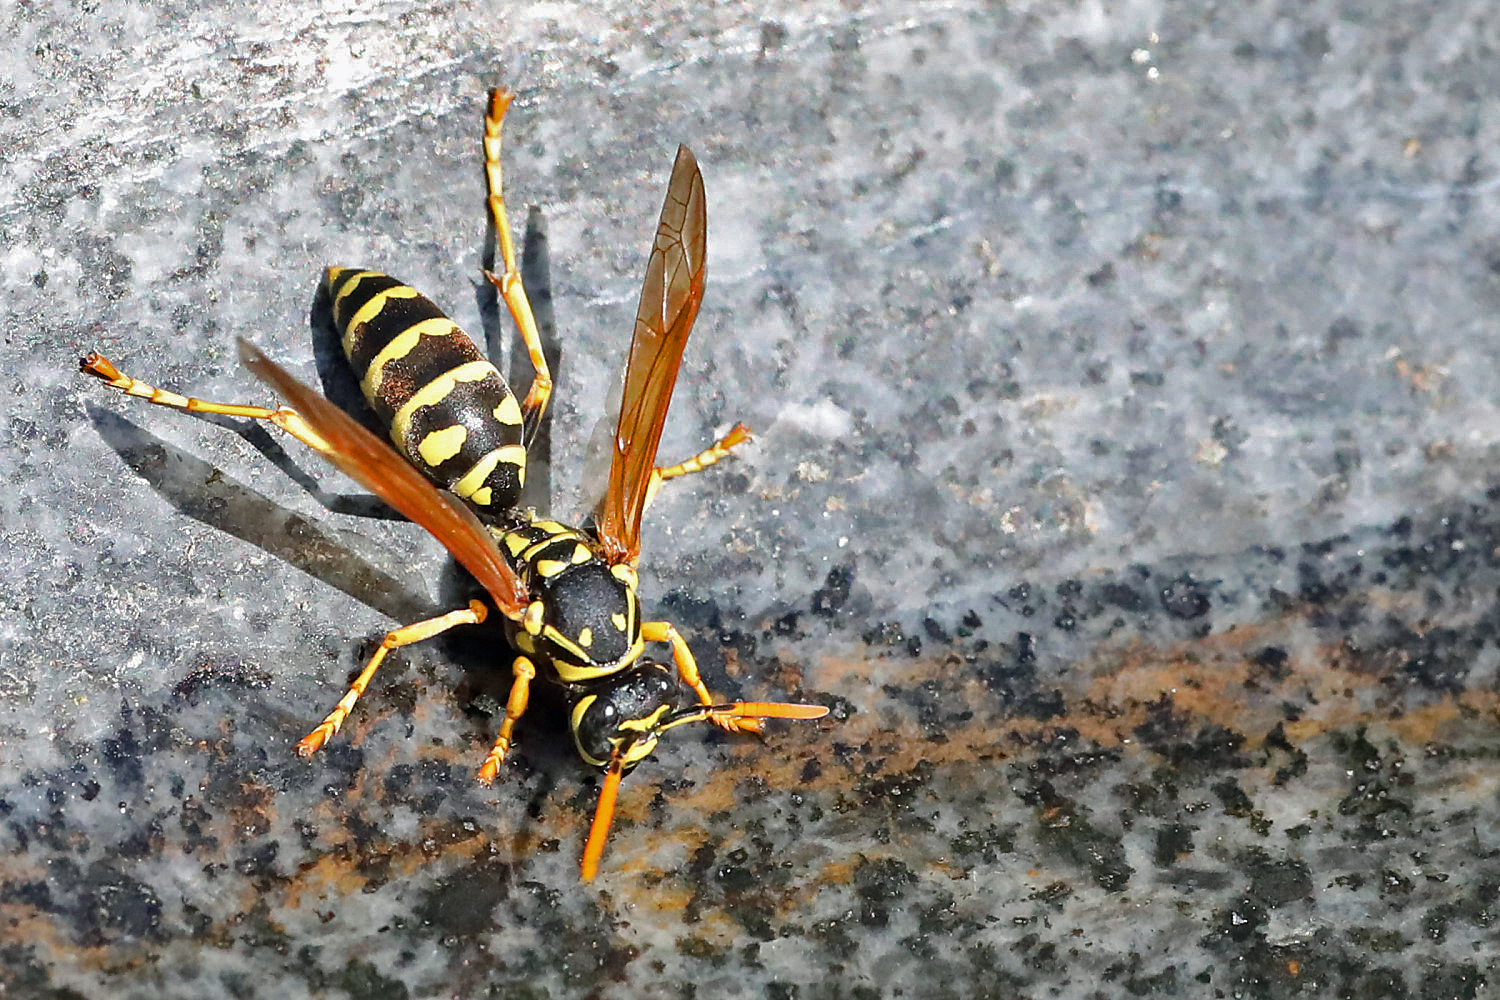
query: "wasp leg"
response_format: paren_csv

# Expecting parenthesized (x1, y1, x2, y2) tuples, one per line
(477, 655, 537, 784)
(644, 422, 752, 509)
(80, 353, 342, 458)
(297, 600, 488, 756)
(641, 620, 761, 735)
(481, 89, 552, 429)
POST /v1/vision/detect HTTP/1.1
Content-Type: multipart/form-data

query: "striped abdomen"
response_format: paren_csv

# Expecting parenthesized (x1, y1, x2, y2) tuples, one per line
(325, 266, 525, 512)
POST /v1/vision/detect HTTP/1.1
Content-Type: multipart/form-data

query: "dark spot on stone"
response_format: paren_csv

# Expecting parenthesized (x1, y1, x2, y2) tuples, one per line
(811, 564, 854, 617)
(1024, 784, 1133, 892)
(234, 841, 280, 879)
(1299, 25, 1331, 58)
(414, 856, 511, 936)
(338, 958, 410, 1000)
(853, 857, 918, 927)
(1239, 847, 1313, 908)
(49, 859, 164, 943)
(1135, 696, 1248, 772)
(101, 724, 143, 789)
(759, 21, 787, 55)
(1159, 575, 1211, 619)
(1100, 581, 1148, 613)
(949, 824, 1017, 864)
(1152, 823, 1194, 867)
(1086, 261, 1116, 286)
(862, 621, 905, 647)
(773, 611, 802, 637)
(861, 760, 933, 814)
(1251, 646, 1291, 681)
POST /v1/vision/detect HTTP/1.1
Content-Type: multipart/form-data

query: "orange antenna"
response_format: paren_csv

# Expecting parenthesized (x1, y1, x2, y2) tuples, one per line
(581, 752, 625, 882)
(579, 700, 828, 880)
(716, 702, 829, 721)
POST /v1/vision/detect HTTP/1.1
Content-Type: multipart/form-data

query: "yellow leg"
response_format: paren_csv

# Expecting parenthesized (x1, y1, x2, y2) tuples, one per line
(477, 655, 537, 785)
(81, 353, 340, 460)
(644, 423, 752, 509)
(482, 89, 552, 428)
(641, 620, 761, 734)
(296, 600, 488, 756)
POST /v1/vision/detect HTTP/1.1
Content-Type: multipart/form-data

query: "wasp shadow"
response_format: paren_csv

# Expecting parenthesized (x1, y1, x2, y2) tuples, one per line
(85, 403, 434, 625)
(305, 275, 392, 448)
(84, 395, 579, 809)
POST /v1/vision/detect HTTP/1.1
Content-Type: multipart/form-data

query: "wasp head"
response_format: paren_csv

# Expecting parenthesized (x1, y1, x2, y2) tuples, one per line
(568, 661, 830, 881)
(568, 661, 681, 770)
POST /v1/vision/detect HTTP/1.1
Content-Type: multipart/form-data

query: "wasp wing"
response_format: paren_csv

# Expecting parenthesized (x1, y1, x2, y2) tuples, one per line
(594, 145, 707, 564)
(239, 338, 529, 617)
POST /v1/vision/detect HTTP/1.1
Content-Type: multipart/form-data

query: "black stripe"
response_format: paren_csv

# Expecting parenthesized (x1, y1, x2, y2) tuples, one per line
(522, 536, 582, 567)
(402, 371, 524, 483)
(344, 312, 457, 399)
(373, 336, 488, 417)
(471, 460, 523, 510)
(328, 271, 406, 330)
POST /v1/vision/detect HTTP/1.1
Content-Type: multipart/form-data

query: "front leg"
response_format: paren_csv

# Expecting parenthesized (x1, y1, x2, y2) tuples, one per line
(643, 423, 752, 511)
(476, 655, 537, 785)
(298, 600, 488, 756)
(641, 620, 761, 734)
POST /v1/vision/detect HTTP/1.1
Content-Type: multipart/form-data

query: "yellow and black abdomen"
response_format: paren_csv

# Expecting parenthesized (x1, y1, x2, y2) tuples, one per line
(325, 267, 527, 512)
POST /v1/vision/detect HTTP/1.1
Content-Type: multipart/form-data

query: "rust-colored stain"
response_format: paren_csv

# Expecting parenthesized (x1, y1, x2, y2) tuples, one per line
(223, 779, 277, 837)
(283, 853, 371, 910)
(12, 561, 1497, 984)
(203, 592, 1496, 914)
(809, 604, 1499, 780)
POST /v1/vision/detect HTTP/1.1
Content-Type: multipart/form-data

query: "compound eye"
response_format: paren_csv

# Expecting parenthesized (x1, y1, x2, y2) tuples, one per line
(571, 696, 620, 765)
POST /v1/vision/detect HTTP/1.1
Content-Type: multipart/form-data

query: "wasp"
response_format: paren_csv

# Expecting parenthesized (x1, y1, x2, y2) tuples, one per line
(82, 90, 827, 881)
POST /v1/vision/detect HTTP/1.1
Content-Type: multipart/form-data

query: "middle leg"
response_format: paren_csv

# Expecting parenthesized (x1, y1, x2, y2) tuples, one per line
(476, 654, 538, 785)
(643, 422, 752, 509)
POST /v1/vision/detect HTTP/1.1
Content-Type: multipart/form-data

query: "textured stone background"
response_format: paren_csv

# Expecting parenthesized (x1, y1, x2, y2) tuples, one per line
(3, 1, 1499, 997)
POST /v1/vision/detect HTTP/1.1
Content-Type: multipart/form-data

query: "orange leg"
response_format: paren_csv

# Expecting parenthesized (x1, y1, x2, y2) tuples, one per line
(476, 655, 537, 784)
(641, 620, 760, 734)
(297, 600, 488, 756)
(644, 423, 752, 509)
(80, 353, 337, 458)
(481, 89, 552, 427)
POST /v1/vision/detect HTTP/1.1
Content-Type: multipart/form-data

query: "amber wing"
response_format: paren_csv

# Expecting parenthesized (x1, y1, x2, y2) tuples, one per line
(238, 339, 529, 617)
(594, 145, 708, 564)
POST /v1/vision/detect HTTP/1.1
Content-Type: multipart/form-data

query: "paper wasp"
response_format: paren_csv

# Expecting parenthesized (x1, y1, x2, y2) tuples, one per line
(82, 89, 827, 881)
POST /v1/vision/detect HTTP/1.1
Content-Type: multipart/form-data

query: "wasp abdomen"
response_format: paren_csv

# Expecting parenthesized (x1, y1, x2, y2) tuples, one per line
(325, 267, 526, 511)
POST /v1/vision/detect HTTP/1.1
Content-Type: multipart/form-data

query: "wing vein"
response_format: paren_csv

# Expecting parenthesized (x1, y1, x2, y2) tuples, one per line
(594, 145, 708, 563)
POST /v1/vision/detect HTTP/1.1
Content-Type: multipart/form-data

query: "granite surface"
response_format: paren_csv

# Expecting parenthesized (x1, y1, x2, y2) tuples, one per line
(3, 1, 1500, 997)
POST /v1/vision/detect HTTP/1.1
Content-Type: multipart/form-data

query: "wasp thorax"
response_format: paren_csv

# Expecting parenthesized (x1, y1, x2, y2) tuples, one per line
(533, 562, 636, 667)
(569, 662, 679, 768)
